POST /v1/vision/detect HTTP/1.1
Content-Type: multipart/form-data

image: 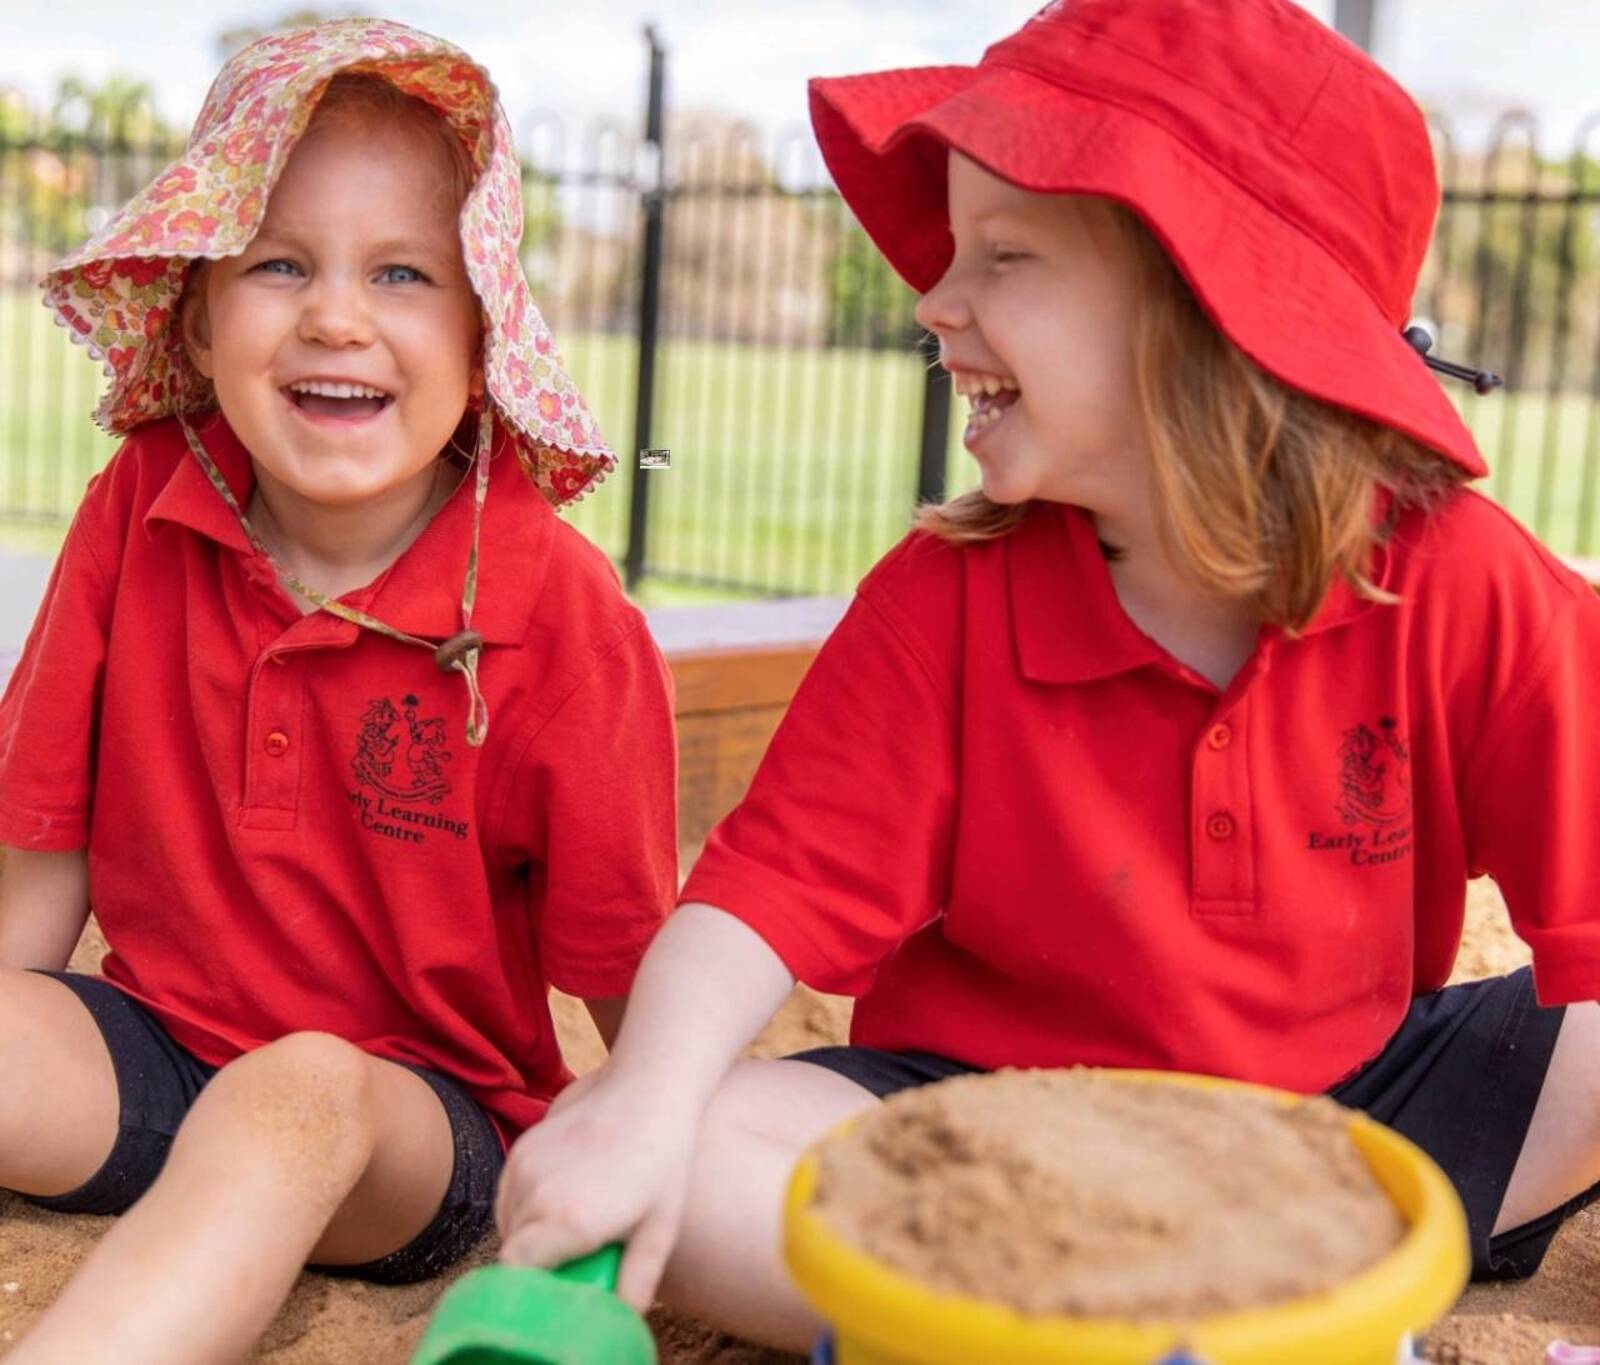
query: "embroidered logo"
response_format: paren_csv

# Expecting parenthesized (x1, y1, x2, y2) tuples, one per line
(1335, 717, 1411, 830)
(346, 695, 470, 845)
(1306, 716, 1413, 868)
(353, 695, 452, 803)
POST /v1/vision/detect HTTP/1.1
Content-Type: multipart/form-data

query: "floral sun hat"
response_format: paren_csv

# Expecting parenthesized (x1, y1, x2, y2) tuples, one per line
(40, 18, 620, 744)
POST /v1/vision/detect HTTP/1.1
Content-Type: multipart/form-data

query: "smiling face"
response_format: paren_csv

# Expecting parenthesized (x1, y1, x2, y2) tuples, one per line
(914, 151, 1149, 510)
(181, 97, 481, 519)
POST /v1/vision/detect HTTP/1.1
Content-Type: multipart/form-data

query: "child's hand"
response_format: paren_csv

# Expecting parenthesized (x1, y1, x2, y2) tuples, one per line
(495, 1062, 701, 1311)
(496, 903, 798, 1310)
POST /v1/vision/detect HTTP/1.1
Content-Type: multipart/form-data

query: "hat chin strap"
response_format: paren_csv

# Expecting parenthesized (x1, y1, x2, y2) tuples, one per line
(1403, 325, 1504, 397)
(178, 409, 495, 747)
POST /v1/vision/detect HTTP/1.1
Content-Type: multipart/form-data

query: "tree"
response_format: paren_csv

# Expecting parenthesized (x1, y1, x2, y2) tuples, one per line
(2, 76, 182, 261)
(0, 86, 32, 142)
(49, 73, 167, 144)
(1418, 142, 1600, 392)
(824, 217, 918, 349)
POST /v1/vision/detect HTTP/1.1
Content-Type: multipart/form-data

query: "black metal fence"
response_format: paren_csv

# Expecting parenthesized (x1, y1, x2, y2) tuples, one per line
(1, 46, 1598, 599)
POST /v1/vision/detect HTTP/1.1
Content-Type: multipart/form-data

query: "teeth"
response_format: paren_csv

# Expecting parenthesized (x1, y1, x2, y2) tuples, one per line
(287, 380, 390, 400)
(951, 371, 1019, 400)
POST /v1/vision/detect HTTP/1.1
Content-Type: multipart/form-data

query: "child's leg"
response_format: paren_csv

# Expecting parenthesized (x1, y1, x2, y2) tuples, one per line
(0, 970, 120, 1196)
(12, 1031, 456, 1365)
(658, 1057, 879, 1351)
(1329, 968, 1600, 1281)
(1493, 999, 1600, 1235)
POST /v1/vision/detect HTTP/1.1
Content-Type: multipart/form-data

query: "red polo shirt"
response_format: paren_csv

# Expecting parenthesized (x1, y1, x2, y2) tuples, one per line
(682, 492, 1600, 1093)
(0, 413, 677, 1142)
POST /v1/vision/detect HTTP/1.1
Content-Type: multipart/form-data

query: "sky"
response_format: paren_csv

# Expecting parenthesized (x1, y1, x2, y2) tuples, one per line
(0, 0, 1595, 160)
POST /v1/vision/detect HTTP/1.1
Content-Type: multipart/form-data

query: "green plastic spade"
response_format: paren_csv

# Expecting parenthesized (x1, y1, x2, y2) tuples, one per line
(410, 1244, 656, 1365)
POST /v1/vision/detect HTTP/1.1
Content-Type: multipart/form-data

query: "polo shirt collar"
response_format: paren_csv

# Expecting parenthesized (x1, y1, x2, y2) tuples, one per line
(143, 411, 550, 647)
(1286, 498, 1394, 639)
(1008, 501, 1163, 685)
(1007, 499, 1389, 685)
(144, 410, 255, 557)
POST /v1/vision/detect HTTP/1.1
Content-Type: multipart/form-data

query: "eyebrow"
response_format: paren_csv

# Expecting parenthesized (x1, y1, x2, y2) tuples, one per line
(970, 209, 1040, 230)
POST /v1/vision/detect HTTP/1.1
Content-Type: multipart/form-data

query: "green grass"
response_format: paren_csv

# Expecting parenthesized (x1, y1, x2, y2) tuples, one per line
(1454, 384, 1600, 555)
(4, 287, 1597, 598)
(0, 293, 958, 599)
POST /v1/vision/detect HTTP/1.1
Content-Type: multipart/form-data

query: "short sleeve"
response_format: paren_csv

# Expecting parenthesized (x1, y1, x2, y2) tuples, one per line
(679, 582, 959, 996)
(1463, 586, 1600, 1004)
(501, 619, 678, 999)
(0, 489, 118, 850)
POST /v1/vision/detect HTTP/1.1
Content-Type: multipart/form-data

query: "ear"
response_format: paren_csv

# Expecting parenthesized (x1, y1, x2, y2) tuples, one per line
(179, 263, 214, 379)
(468, 327, 487, 400)
(467, 321, 486, 400)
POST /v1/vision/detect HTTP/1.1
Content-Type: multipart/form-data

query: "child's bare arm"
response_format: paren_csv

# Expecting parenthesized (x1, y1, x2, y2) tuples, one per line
(601, 903, 794, 1102)
(498, 902, 794, 1306)
(0, 847, 90, 972)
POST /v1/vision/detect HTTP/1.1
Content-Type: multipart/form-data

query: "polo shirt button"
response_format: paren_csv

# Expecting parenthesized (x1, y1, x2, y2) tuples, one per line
(264, 730, 291, 757)
(1206, 724, 1232, 750)
(1206, 812, 1236, 840)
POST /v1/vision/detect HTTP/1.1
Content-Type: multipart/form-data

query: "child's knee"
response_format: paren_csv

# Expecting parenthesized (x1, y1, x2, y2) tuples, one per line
(698, 1058, 875, 1157)
(195, 1032, 379, 1190)
(698, 1061, 785, 1149)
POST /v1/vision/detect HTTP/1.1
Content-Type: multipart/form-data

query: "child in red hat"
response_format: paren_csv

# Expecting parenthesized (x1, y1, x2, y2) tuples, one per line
(0, 19, 675, 1362)
(497, 0, 1600, 1349)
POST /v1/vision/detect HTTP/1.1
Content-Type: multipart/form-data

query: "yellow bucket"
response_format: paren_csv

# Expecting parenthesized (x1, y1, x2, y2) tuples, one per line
(783, 1069, 1470, 1365)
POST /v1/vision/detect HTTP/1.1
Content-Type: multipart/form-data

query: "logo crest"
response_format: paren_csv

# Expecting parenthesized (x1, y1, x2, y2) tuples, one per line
(1335, 716, 1411, 830)
(351, 694, 453, 806)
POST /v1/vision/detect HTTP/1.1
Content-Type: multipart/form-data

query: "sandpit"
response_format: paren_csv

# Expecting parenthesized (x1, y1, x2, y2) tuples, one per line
(811, 1068, 1403, 1321)
(0, 879, 1592, 1363)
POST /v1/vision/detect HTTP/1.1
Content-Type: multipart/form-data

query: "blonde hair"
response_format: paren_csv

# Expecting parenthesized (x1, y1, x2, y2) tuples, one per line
(914, 202, 1467, 632)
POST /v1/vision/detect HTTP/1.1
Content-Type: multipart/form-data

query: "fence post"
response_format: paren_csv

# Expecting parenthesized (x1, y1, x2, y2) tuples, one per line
(1333, 0, 1379, 51)
(915, 331, 951, 507)
(624, 25, 667, 591)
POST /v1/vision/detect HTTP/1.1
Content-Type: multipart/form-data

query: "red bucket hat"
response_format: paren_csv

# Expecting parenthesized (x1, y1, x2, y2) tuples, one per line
(809, 0, 1491, 477)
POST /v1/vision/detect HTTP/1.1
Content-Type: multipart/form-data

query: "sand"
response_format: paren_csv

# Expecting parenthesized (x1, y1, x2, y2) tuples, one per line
(812, 1070, 1402, 1320)
(0, 878, 1591, 1362)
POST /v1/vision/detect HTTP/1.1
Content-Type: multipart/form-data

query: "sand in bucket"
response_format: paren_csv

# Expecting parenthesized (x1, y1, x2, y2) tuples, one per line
(811, 1068, 1405, 1321)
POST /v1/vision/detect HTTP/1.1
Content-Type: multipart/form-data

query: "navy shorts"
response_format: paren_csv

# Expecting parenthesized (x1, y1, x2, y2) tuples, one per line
(19, 971, 504, 1285)
(792, 966, 1594, 1282)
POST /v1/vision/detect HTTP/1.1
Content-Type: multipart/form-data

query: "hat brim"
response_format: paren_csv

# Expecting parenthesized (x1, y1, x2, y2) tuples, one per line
(810, 65, 1485, 478)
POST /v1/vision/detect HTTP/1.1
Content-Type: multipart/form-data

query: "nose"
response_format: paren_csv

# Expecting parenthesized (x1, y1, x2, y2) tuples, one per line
(297, 272, 374, 350)
(913, 262, 973, 340)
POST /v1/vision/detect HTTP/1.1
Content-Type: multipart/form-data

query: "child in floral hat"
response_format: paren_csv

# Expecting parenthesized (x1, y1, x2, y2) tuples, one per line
(496, 0, 1600, 1350)
(0, 18, 675, 1361)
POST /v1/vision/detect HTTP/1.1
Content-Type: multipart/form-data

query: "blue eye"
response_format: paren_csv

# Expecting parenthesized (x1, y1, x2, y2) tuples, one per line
(379, 265, 428, 285)
(253, 258, 300, 276)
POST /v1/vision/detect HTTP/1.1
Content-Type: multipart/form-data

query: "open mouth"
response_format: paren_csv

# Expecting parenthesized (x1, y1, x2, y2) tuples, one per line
(953, 371, 1021, 446)
(281, 380, 394, 425)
